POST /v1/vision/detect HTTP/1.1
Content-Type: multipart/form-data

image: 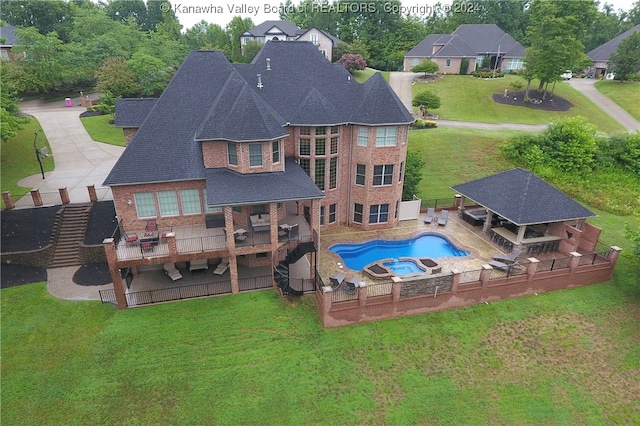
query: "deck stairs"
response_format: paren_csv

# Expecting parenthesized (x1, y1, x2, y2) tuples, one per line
(274, 241, 317, 296)
(48, 204, 92, 268)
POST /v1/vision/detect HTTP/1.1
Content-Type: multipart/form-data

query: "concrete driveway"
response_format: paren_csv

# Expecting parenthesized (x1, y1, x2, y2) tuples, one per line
(17, 95, 124, 204)
(566, 78, 640, 132)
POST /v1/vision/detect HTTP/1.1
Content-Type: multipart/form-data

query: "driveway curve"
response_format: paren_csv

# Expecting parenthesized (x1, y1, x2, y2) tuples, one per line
(18, 95, 124, 203)
(388, 71, 638, 132)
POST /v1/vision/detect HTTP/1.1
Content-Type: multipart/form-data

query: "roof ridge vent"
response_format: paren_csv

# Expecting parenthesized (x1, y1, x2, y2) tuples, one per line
(257, 73, 263, 89)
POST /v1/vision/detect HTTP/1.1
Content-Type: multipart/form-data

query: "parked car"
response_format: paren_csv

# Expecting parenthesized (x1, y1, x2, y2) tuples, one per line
(605, 72, 615, 80)
(561, 70, 572, 80)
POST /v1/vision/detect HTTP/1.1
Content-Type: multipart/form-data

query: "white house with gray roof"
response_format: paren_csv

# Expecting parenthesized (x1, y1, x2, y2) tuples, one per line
(403, 24, 525, 73)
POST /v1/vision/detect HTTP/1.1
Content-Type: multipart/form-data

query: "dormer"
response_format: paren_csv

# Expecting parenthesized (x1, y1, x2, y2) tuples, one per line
(201, 138, 284, 173)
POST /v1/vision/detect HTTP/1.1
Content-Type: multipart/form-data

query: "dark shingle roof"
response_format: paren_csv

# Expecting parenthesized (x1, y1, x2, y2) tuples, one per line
(105, 42, 413, 186)
(0, 23, 18, 46)
(405, 24, 524, 59)
(451, 168, 596, 226)
(588, 24, 640, 62)
(243, 20, 301, 37)
(114, 98, 157, 128)
(205, 158, 324, 206)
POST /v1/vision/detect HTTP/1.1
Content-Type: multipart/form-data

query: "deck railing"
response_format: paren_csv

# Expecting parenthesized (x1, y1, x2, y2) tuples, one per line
(100, 280, 233, 306)
(238, 275, 273, 292)
(177, 235, 227, 253)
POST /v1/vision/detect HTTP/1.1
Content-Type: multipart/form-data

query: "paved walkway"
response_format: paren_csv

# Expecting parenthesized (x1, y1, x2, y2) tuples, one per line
(388, 71, 639, 132)
(566, 78, 640, 132)
(18, 95, 125, 204)
(17, 95, 124, 301)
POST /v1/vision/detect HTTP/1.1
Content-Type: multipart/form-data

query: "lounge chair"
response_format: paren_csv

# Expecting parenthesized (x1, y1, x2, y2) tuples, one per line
(163, 263, 182, 281)
(213, 257, 229, 275)
(492, 248, 522, 264)
(489, 260, 522, 272)
(189, 258, 208, 271)
(437, 210, 449, 226)
(329, 273, 346, 289)
(343, 276, 361, 295)
(423, 207, 435, 224)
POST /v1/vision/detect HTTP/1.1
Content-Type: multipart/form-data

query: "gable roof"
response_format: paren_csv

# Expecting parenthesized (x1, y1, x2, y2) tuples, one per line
(451, 168, 596, 226)
(205, 158, 324, 206)
(588, 24, 640, 62)
(243, 20, 301, 38)
(297, 27, 342, 46)
(0, 23, 18, 46)
(105, 42, 413, 187)
(405, 24, 524, 59)
(114, 98, 157, 128)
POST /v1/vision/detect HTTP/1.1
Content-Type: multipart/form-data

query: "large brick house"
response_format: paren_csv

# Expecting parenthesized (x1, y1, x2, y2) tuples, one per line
(403, 24, 525, 73)
(103, 41, 413, 308)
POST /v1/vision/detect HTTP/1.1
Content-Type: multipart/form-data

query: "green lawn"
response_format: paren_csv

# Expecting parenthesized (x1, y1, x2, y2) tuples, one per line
(409, 127, 524, 201)
(352, 67, 390, 83)
(1, 118, 54, 207)
(413, 75, 625, 134)
(80, 114, 125, 146)
(595, 80, 640, 121)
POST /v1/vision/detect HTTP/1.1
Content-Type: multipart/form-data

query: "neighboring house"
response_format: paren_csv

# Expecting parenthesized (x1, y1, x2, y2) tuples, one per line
(241, 20, 341, 60)
(403, 24, 525, 74)
(103, 41, 412, 308)
(586, 24, 640, 78)
(0, 22, 19, 60)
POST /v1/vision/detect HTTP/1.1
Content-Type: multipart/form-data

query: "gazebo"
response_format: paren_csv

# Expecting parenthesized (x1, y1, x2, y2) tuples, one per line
(451, 168, 597, 253)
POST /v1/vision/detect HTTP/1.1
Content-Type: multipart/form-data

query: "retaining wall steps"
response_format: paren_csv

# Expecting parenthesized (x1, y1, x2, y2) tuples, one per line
(48, 204, 92, 268)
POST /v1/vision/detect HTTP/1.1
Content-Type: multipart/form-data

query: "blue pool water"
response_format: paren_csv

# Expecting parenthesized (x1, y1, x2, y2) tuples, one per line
(383, 260, 424, 275)
(330, 234, 468, 271)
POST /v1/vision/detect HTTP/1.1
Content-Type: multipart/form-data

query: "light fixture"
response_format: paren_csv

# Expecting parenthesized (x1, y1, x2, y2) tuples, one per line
(127, 199, 132, 205)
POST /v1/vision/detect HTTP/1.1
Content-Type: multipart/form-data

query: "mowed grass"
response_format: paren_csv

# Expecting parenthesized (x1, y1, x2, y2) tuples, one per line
(80, 114, 125, 146)
(352, 67, 390, 83)
(595, 80, 640, 121)
(409, 127, 523, 201)
(413, 75, 625, 133)
(3, 252, 639, 424)
(0, 118, 54, 207)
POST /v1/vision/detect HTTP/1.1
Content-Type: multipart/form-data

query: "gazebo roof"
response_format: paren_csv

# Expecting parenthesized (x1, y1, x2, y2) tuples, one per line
(451, 168, 596, 226)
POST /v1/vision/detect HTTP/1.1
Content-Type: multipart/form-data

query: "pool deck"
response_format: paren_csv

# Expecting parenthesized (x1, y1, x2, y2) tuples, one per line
(319, 210, 511, 285)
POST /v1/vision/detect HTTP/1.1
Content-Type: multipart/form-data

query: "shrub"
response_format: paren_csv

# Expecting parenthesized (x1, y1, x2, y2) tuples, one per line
(471, 71, 505, 79)
(337, 54, 367, 72)
(412, 90, 441, 111)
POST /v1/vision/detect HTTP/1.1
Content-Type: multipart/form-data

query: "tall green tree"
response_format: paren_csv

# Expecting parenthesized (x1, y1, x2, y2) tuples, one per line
(402, 151, 425, 201)
(0, 79, 26, 142)
(95, 57, 137, 97)
(128, 52, 171, 96)
(0, 0, 74, 42)
(184, 20, 231, 57)
(584, 3, 628, 52)
(226, 16, 254, 63)
(609, 30, 640, 81)
(12, 27, 70, 92)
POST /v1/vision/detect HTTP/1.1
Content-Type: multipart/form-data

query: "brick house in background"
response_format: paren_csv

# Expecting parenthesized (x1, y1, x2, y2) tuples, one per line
(586, 24, 640, 78)
(403, 24, 525, 74)
(0, 22, 19, 61)
(103, 41, 413, 308)
(241, 20, 341, 61)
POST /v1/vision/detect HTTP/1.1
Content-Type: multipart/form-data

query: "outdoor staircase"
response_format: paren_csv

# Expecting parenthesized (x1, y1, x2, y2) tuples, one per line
(274, 241, 317, 296)
(48, 203, 93, 268)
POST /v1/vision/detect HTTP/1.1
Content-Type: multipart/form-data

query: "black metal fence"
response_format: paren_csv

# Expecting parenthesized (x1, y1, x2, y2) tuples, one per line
(238, 275, 273, 292)
(536, 256, 571, 272)
(99, 280, 233, 306)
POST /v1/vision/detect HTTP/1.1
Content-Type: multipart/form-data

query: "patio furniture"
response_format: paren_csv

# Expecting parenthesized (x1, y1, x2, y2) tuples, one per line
(423, 207, 435, 224)
(141, 241, 153, 252)
(189, 258, 209, 271)
(437, 210, 449, 226)
(124, 232, 138, 244)
(163, 263, 182, 281)
(250, 214, 270, 232)
(329, 273, 346, 289)
(234, 228, 248, 243)
(145, 220, 158, 232)
(213, 257, 229, 275)
(489, 260, 521, 272)
(343, 276, 361, 295)
(492, 248, 522, 264)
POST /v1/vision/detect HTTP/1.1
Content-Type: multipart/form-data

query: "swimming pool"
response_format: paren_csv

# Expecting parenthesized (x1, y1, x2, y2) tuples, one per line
(330, 234, 469, 271)
(383, 259, 425, 275)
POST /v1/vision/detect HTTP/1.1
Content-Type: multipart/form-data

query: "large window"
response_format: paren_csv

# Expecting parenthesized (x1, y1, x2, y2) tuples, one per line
(180, 189, 201, 215)
(158, 190, 179, 216)
(373, 164, 394, 186)
(355, 164, 366, 185)
(330, 136, 338, 154)
(249, 143, 263, 166)
(272, 140, 280, 163)
(227, 142, 238, 165)
(357, 127, 368, 146)
(331, 126, 339, 134)
(315, 159, 325, 190)
(369, 204, 389, 224)
(329, 203, 336, 223)
(320, 205, 325, 225)
(353, 203, 363, 223)
(375, 127, 397, 146)
(315, 138, 325, 155)
(300, 139, 311, 156)
(134, 192, 156, 218)
(315, 126, 326, 135)
(299, 158, 310, 176)
(329, 158, 337, 189)
(300, 127, 311, 135)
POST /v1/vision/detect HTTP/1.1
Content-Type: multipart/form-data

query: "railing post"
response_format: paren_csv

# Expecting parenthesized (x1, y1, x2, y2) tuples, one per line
(526, 257, 539, 283)
(229, 256, 239, 294)
(166, 232, 177, 258)
(450, 268, 460, 293)
(103, 238, 128, 309)
(322, 286, 333, 313)
(357, 282, 367, 307)
(59, 187, 70, 204)
(480, 264, 492, 289)
(607, 246, 622, 279)
(391, 276, 401, 302)
(87, 185, 98, 202)
(30, 189, 43, 207)
(2, 191, 15, 209)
